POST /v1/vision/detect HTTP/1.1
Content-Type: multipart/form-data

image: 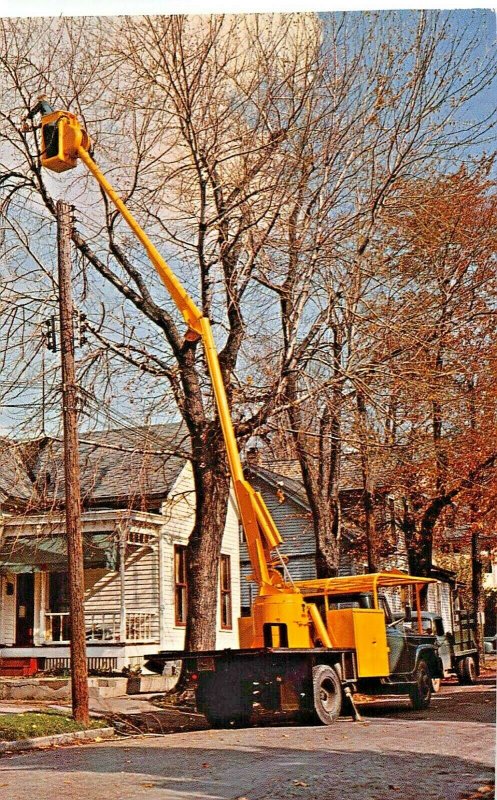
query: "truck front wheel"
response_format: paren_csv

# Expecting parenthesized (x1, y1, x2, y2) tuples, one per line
(312, 665, 342, 725)
(409, 659, 432, 710)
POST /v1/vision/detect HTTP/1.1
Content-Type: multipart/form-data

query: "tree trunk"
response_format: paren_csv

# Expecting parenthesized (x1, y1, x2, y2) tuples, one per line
(183, 427, 231, 652)
(356, 391, 377, 573)
(314, 500, 340, 579)
(471, 529, 484, 657)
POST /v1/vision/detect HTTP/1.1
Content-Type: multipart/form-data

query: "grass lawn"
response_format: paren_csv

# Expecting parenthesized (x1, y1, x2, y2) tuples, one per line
(0, 711, 107, 741)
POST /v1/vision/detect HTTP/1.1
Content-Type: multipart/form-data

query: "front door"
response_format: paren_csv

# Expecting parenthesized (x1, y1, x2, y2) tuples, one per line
(16, 573, 35, 646)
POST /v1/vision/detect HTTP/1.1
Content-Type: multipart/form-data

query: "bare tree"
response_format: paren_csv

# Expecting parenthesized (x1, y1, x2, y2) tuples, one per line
(0, 12, 495, 653)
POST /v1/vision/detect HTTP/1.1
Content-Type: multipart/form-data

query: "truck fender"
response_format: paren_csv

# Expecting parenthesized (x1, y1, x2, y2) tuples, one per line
(415, 646, 443, 679)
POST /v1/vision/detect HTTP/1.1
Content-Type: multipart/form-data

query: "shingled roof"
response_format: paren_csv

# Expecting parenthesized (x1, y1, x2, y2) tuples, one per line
(0, 439, 36, 508)
(0, 423, 189, 510)
(248, 453, 367, 508)
(34, 423, 189, 508)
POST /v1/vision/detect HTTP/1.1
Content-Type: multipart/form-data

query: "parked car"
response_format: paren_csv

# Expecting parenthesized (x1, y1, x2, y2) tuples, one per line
(484, 635, 497, 654)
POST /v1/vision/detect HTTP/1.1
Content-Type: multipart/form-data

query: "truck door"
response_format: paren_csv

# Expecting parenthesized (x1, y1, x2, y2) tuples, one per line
(380, 596, 409, 676)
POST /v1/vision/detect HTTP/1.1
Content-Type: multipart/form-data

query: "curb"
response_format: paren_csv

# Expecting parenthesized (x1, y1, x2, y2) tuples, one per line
(0, 726, 115, 753)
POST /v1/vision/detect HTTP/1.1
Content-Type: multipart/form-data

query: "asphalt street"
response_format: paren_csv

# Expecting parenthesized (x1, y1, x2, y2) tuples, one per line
(0, 683, 494, 800)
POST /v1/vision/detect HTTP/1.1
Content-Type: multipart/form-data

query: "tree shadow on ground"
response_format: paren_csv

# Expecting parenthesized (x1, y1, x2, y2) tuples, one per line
(0, 733, 493, 800)
(357, 686, 496, 724)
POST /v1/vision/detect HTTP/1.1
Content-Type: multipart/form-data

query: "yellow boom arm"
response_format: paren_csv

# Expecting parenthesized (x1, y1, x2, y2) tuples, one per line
(39, 109, 285, 593)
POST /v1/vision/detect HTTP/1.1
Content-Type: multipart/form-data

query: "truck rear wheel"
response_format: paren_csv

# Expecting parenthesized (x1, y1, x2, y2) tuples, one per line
(312, 665, 342, 725)
(409, 659, 432, 710)
(457, 656, 477, 685)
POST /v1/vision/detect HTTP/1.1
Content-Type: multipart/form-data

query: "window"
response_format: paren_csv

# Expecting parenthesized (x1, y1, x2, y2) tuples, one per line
(220, 554, 232, 630)
(378, 594, 393, 624)
(174, 545, 187, 626)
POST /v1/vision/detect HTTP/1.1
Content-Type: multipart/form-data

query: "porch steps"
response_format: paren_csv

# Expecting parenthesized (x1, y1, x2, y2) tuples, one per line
(0, 657, 38, 677)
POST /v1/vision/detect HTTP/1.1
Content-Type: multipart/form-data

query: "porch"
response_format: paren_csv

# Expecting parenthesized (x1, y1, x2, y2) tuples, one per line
(0, 509, 167, 670)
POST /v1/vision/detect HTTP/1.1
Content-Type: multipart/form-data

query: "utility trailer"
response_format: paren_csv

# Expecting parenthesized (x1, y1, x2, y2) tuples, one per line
(148, 572, 443, 726)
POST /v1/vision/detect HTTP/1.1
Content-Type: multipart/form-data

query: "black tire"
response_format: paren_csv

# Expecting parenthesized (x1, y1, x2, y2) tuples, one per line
(312, 665, 342, 725)
(457, 655, 477, 685)
(409, 659, 432, 710)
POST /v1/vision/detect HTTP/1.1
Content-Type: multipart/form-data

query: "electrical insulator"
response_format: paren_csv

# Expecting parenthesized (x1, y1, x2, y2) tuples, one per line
(42, 316, 57, 352)
(74, 310, 88, 347)
(79, 312, 88, 346)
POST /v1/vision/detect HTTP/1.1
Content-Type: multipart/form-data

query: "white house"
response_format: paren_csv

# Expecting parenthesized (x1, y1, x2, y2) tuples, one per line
(0, 426, 240, 673)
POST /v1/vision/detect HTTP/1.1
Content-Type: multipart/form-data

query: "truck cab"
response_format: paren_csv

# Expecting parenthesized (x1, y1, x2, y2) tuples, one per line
(303, 586, 440, 690)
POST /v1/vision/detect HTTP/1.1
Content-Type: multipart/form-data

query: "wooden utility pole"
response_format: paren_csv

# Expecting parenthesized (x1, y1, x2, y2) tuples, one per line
(57, 200, 89, 725)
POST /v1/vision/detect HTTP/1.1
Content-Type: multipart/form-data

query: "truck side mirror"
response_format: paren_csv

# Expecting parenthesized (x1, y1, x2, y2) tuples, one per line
(404, 604, 412, 622)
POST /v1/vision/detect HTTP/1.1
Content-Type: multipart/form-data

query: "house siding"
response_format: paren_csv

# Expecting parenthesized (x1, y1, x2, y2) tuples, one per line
(84, 547, 161, 642)
(240, 475, 354, 609)
(240, 475, 413, 612)
(159, 462, 240, 649)
(426, 581, 453, 633)
(80, 463, 241, 650)
(0, 574, 15, 646)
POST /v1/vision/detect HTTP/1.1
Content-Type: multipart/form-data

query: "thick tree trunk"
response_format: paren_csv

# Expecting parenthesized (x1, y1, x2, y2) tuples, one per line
(407, 519, 434, 577)
(183, 428, 231, 652)
(314, 500, 340, 578)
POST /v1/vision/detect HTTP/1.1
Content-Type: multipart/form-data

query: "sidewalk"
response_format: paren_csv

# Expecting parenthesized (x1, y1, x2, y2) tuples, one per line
(0, 692, 207, 736)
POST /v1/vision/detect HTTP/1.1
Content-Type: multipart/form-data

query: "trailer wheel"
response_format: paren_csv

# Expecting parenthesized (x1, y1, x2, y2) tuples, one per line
(312, 665, 342, 725)
(409, 659, 432, 710)
(457, 656, 477, 685)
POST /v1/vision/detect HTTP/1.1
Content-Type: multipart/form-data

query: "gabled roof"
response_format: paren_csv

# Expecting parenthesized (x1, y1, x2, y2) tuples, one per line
(248, 455, 366, 510)
(0, 423, 189, 510)
(249, 465, 310, 510)
(35, 423, 189, 507)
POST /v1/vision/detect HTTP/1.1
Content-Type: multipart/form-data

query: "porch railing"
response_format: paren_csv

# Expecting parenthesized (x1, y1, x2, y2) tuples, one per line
(44, 612, 70, 643)
(43, 611, 157, 643)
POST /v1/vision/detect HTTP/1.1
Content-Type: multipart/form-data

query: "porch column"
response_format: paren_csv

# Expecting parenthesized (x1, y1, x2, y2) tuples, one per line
(119, 526, 126, 643)
(36, 572, 47, 645)
(158, 527, 166, 649)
